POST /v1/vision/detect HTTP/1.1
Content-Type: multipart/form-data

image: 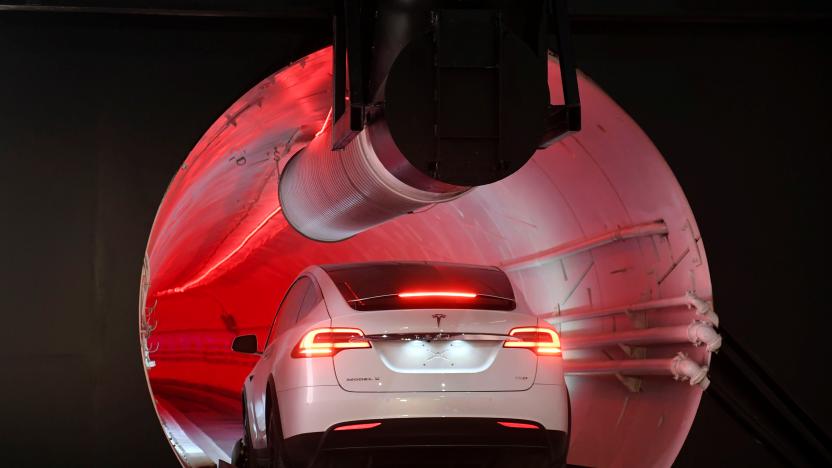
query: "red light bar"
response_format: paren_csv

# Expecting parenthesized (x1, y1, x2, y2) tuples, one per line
(334, 422, 382, 431)
(498, 421, 540, 429)
(398, 291, 477, 298)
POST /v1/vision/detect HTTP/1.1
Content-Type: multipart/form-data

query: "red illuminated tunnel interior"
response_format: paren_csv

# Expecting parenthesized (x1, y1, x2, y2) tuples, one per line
(140, 47, 715, 467)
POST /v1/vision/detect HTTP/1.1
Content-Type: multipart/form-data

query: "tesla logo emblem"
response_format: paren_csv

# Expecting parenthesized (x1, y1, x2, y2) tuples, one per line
(432, 314, 446, 328)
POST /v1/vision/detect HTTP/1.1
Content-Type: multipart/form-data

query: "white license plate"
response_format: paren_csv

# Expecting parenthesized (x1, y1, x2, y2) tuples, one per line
(374, 339, 501, 373)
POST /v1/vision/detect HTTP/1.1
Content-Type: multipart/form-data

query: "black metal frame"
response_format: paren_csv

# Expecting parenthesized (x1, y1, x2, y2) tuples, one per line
(540, 0, 580, 148)
(330, 0, 374, 150)
(331, 0, 582, 152)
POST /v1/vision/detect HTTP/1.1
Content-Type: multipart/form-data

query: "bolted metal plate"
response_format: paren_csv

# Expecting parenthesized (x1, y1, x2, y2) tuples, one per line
(384, 9, 548, 187)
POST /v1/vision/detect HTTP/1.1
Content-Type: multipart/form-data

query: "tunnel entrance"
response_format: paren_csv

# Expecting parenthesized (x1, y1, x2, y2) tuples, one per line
(140, 47, 715, 467)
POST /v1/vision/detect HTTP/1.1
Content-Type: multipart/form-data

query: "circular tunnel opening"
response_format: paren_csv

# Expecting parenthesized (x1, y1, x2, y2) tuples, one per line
(140, 47, 714, 467)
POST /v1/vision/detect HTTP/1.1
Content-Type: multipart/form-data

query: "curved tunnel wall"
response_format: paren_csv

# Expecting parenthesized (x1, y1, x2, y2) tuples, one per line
(141, 47, 713, 467)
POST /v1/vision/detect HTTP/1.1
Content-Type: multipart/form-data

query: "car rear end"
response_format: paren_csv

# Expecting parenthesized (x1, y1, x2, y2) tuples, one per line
(279, 262, 569, 467)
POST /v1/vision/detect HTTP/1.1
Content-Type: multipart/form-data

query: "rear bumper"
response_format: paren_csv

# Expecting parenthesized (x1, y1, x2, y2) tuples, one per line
(284, 417, 568, 468)
(277, 383, 568, 438)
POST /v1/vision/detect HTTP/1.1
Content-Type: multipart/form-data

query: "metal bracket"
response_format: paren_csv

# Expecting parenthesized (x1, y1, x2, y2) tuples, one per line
(619, 343, 647, 359)
(539, 0, 581, 148)
(624, 309, 648, 329)
(331, 0, 370, 150)
(617, 343, 645, 392)
(145, 297, 157, 317)
(140, 278, 158, 369)
(682, 218, 703, 266)
(615, 373, 643, 393)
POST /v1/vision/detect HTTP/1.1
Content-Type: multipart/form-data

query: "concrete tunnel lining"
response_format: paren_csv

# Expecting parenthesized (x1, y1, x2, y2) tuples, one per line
(141, 47, 713, 467)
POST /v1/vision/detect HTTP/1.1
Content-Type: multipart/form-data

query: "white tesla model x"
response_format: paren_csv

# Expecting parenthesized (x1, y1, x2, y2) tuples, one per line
(231, 261, 569, 468)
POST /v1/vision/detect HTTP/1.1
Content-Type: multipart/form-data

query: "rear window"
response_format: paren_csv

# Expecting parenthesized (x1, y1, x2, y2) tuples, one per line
(321, 262, 516, 311)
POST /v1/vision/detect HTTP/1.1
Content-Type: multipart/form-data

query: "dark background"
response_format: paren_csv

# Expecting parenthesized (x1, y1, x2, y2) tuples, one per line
(0, 1, 829, 466)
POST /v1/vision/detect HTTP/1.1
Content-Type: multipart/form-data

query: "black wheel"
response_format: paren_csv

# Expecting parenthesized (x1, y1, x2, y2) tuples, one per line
(554, 387, 573, 468)
(234, 393, 256, 468)
(266, 396, 290, 468)
(545, 387, 571, 468)
(232, 438, 247, 467)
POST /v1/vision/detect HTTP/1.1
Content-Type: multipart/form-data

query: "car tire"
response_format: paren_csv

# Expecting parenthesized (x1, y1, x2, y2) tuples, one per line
(266, 395, 290, 468)
(231, 438, 247, 467)
(554, 387, 573, 468)
(544, 387, 572, 468)
(233, 393, 256, 468)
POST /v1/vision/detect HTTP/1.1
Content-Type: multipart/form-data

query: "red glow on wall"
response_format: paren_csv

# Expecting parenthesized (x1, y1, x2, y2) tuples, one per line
(157, 206, 284, 296)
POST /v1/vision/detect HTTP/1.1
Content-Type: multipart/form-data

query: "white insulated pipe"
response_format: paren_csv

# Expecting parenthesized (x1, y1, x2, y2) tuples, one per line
(564, 353, 710, 389)
(561, 320, 722, 352)
(279, 126, 469, 242)
(545, 291, 719, 326)
(501, 221, 668, 272)
(564, 358, 683, 376)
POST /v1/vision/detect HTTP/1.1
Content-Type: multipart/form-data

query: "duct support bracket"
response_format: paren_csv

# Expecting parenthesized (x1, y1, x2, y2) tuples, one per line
(539, 0, 581, 148)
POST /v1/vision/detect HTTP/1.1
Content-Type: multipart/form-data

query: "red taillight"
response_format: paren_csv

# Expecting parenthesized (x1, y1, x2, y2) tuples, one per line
(398, 291, 477, 298)
(498, 421, 540, 429)
(291, 328, 371, 358)
(503, 326, 561, 355)
(334, 422, 382, 431)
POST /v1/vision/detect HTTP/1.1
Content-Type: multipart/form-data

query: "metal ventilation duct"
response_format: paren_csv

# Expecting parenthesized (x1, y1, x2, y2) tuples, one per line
(279, 125, 468, 242)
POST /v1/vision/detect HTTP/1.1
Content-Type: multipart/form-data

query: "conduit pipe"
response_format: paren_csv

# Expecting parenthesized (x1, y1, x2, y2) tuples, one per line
(501, 221, 668, 271)
(545, 291, 718, 326)
(564, 353, 711, 389)
(561, 320, 722, 352)
(279, 128, 468, 242)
